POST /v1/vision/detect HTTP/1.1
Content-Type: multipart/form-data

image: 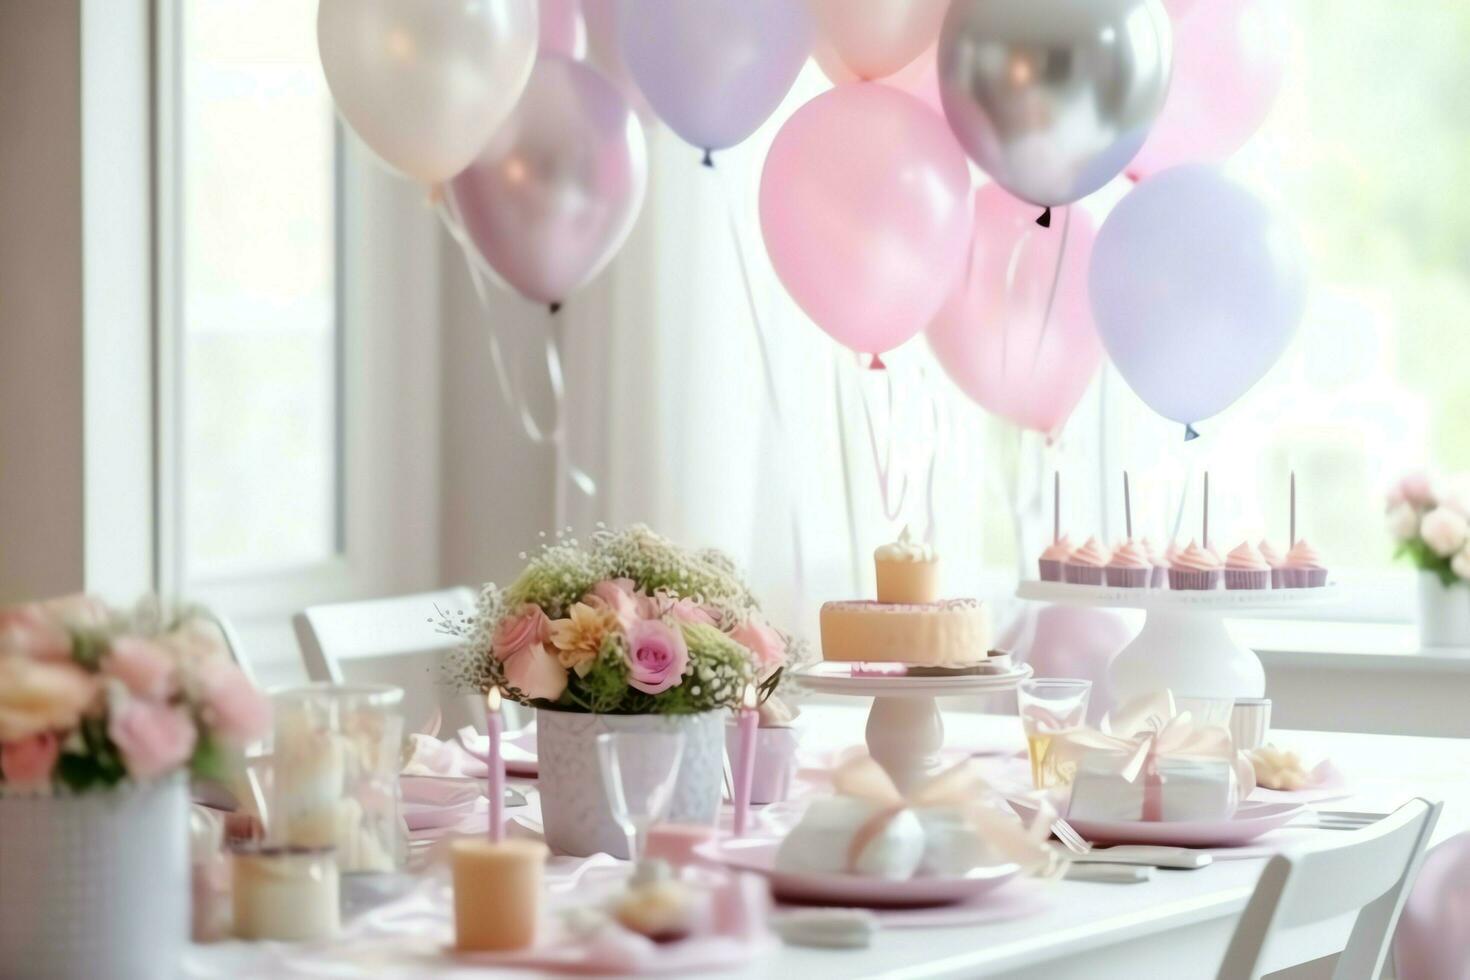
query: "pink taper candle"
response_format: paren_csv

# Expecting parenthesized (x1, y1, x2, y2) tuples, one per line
(485, 688, 505, 843)
(732, 683, 759, 838)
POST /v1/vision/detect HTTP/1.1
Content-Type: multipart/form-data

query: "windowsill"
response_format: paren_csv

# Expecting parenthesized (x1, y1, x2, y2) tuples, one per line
(1229, 618, 1470, 673)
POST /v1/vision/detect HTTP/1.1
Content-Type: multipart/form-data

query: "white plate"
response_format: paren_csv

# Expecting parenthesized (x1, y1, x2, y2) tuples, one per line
(695, 837, 1021, 908)
(793, 662, 1032, 699)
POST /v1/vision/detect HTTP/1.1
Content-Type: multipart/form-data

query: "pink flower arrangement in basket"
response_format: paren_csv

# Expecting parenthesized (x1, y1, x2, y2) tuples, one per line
(0, 594, 269, 794)
(444, 526, 806, 715)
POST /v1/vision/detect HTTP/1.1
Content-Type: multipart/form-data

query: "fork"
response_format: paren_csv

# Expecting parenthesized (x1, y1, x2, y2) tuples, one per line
(1051, 816, 1092, 854)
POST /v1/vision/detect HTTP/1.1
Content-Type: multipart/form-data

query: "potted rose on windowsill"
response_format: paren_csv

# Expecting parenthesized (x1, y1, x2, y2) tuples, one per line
(0, 595, 270, 979)
(1386, 471, 1470, 648)
(445, 525, 807, 856)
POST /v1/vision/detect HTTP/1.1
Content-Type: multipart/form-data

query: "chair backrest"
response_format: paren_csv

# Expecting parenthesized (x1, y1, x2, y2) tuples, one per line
(292, 587, 487, 735)
(1218, 798, 1442, 980)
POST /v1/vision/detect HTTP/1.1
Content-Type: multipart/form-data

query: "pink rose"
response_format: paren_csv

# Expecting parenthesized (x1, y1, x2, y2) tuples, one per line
(197, 659, 271, 744)
(39, 593, 111, 631)
(1421, 506, 1469, 557)
(666, 597, 718, 628)
(1394, 470, 1435, 509)
(585, 579, 653, 627)
(0, 604, 72, 661)
(108, 699, 197, 779)
(0, 656, 97, 742)
(102, 636, 176, 701)
(1, 731, 60, 789)
(729, 617, 787, 669)
(623, 620, 689, 696)
(493, 604, 552, 661)
(502, 642, 568, 702)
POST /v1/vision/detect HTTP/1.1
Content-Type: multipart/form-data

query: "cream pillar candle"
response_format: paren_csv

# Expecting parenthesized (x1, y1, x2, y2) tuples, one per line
(231, 847, 340, 942)
(451, 839, 547, 952)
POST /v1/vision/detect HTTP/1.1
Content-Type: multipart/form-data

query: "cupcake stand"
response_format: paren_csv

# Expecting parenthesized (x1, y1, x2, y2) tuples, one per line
(1015, 581, 1336, 705)
(792, 662, 1032, 793)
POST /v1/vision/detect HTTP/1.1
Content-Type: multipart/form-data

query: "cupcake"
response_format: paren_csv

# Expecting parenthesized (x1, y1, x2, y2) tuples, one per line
(1037, 535, 1074, 583)
(1105, 540, 1153, 588)
(1258, 540, 1285, 588)
(1063, 537, 1110, 585)
(1168, 540, 1222, 590)
(1141, 537, 1168, 588)
(1282, 539, 1327, 588)
(1224, 541, 1271, 590)
(1162, 540, 1186, 590)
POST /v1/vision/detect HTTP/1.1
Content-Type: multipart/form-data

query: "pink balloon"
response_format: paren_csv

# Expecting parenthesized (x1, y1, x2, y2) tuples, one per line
(538, 0, 586, 59)
(1129, 0, 1289, 178)
(759, 84, 972, 356)
(926, 184, 1102, 436)
(1395, 833, 1470, 980)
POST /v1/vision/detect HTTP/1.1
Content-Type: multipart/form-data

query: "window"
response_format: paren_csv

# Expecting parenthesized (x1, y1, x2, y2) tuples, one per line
(162, 0, 340, 583)
(155, 0, 441, 677)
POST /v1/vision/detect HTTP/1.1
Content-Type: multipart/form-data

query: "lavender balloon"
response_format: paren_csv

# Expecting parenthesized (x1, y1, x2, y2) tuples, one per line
(616, 0, 813, 158)
(449, 56, 647, 307)
(1088, 165, 1307, 428)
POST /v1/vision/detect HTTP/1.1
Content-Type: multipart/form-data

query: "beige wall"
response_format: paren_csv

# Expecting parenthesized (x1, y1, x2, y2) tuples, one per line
(0, 1, 85, 601)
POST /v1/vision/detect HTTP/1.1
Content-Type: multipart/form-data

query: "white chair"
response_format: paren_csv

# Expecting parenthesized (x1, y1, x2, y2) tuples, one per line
(1217, 798, 1442, 980)
(292, 587, 494, 735)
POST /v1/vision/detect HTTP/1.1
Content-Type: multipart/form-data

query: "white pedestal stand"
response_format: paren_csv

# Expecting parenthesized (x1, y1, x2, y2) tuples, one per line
(1015, 581, 1336, 706)
(793, 664, 1032, 793)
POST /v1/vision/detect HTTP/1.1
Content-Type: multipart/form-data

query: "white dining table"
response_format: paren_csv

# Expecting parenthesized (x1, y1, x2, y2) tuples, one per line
(186, 704, 1470, 980)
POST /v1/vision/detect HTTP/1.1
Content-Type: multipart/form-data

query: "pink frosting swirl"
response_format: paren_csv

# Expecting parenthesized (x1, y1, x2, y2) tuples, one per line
(1108, 539, 1152, 569)
(1067, 536, 1111, 568)
(1285, 539, 1324, 569)
(1140, 537, 1166, 566)
(1164, 540, 1186, 565)
(1172, 540, 1221, 571)
(1226, 541, 1269, 571)
(1039, 534, 1074, 562)
(1257, 539, 1285, 568)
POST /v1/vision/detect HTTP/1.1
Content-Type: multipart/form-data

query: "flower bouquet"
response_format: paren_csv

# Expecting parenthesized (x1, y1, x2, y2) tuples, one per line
(0, 593, 270, 977)
(1387, 471, 1470, 647)
(445, 525, 806, 855)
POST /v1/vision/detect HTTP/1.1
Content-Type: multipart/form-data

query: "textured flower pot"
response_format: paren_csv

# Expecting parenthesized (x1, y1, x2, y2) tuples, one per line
(725, 723, 800, 805)
(0, 775, 188, 979)
(1418, 572, 1470, 649)
(536, 708, 725, 857)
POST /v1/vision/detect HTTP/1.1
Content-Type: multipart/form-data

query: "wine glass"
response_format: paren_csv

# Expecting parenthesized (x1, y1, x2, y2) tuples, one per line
(596, 731, 685, 861)
(1017, 679, 1091, 789)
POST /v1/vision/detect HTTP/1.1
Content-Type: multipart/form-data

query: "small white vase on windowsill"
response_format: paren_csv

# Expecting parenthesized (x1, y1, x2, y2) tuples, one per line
(1418, 572, 1470, 651)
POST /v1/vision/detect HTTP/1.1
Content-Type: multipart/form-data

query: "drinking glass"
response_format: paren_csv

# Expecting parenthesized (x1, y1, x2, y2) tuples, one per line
(596, 732, 685, 862)
(1017, 679, 1092, 789)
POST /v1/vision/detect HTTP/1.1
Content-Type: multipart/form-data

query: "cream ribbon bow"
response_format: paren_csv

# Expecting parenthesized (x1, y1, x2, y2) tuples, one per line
(831, 755, 1059, 876)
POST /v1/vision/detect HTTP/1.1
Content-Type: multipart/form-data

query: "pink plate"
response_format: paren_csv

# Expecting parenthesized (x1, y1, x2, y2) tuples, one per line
(1018, 800, 1306, 847)
(694, 838, 1021, 908)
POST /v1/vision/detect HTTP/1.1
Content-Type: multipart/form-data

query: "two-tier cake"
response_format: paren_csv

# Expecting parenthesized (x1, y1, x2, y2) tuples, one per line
(819, 527, 994, 669)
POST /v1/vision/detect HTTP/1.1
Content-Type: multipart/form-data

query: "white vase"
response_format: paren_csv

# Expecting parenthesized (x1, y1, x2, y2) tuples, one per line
(0, 775, 189, 979)
(1418, 572, 1470, 650)
(536, 708, 725, 857)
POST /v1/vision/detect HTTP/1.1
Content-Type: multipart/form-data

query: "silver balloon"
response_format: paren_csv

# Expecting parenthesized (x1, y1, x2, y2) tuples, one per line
(448, 56, 648, 306)
(937, 0, 1172, 207)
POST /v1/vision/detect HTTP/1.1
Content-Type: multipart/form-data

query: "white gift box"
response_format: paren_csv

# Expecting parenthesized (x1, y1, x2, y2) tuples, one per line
(1067, 752, 1237, 823)
(775, 797, 926, 879)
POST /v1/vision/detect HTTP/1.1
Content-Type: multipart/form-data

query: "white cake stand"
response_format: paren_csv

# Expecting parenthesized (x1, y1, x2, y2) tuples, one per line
(792, 662, 1032, 793)
(1015, 581, 1337, 705)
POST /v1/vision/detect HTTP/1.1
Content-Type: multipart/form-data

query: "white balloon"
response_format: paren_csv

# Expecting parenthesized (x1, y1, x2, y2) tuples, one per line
(318, 0, 539, 184)
(808, 0, 950, 81)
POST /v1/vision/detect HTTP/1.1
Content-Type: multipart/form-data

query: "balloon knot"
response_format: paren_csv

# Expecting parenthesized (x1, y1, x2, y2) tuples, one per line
(868, 353, 886, 371)
(549, 302, 562, 315)
(1125, 169, 1142, 184)
(1184, 424, 1200, 442)
(1036, 207, 1052, 228)
(701, 148, 714, 168)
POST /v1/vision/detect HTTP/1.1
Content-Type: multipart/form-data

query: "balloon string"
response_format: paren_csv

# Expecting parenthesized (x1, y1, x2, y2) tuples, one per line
(920, 368, 942, 547)
(1032, 204, 1072, 372)
(434, 196, 597, 499)
(856, 359, 909, 522)
(833, 356, 864, 593)
(999, 223, 1033, 377)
